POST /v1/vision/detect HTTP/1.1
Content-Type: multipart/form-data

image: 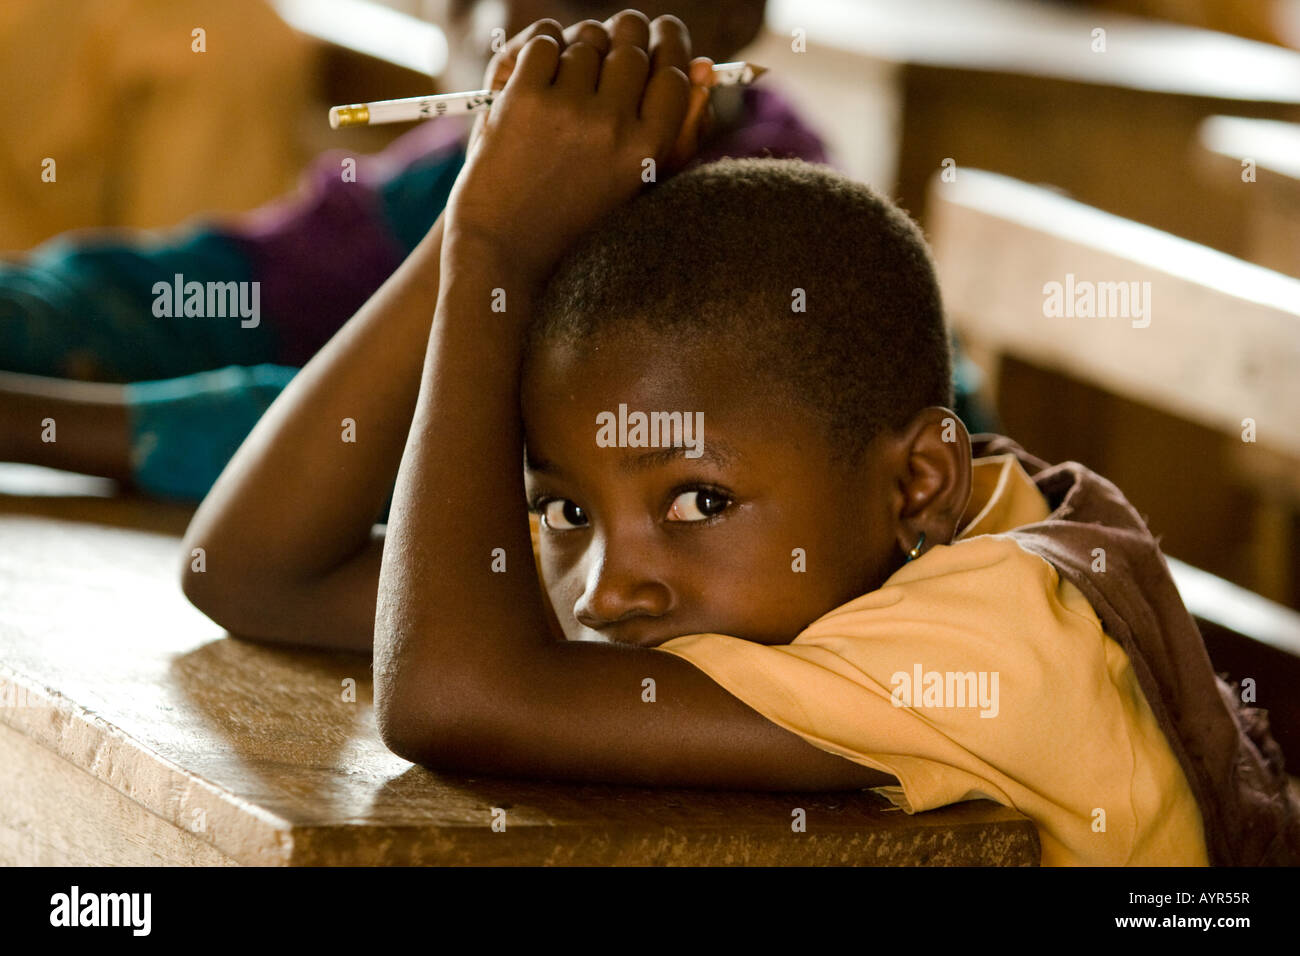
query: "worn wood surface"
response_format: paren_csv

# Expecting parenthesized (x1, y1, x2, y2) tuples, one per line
(0, 466, 1040, 866)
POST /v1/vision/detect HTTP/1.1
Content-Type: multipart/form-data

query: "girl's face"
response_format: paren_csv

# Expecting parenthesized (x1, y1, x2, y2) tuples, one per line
(521, 330, 905, 647)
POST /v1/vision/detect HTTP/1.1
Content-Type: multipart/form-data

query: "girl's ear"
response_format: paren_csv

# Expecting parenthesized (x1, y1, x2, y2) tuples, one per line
(891, 407, 972, 559)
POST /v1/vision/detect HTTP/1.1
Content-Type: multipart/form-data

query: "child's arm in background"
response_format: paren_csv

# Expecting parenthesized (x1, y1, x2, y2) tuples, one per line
(0, 365, 300, 502)
(375, 12, 895, 792)
(0, 372, 132, 483)
(178, 217, 444, 653)
(177, 18, 629, 654)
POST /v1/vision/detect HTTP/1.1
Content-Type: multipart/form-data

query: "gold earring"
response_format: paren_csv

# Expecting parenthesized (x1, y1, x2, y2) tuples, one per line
(905, 532, 927, 562)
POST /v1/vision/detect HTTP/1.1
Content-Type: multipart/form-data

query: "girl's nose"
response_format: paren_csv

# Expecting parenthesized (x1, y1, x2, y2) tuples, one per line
(573, 552, 672, 632)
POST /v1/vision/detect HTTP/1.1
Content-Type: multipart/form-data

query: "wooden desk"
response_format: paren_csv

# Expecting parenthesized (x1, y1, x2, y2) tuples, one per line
(0, 466, 1039, 866)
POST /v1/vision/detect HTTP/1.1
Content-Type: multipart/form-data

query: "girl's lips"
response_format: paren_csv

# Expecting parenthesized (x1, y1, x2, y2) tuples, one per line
(578, 620, 679, 649)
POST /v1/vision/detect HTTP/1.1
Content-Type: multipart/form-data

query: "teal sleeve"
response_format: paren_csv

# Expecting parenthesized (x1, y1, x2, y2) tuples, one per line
(124, 364, 299, 501)
(1, 231, 277, 381)
(123, 363, 397, 520)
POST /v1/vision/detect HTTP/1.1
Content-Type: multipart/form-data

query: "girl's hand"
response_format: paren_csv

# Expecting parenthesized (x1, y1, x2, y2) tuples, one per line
(465, 16, 714, 171)
(462, 17, 605, 160)
(445, 10, 709, 285)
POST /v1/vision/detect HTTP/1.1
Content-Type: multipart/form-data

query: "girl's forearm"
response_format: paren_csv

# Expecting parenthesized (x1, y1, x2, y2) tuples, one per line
(375, 237, 552, 738)
(180, 216, 448, 638)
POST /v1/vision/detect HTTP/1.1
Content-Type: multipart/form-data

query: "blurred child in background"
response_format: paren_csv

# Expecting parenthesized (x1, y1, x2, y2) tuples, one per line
(3, 0, 887, 502)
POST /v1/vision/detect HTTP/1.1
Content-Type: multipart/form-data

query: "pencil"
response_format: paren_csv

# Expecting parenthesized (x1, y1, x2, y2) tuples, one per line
(329, 60, 768, 129)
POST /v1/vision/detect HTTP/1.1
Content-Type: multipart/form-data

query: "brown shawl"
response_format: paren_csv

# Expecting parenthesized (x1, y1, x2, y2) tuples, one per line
(973, 434, 1300, 866)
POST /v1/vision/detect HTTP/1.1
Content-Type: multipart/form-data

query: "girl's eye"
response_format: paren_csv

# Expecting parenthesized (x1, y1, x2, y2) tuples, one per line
(666, 489, 730, 522)
(541, 499, 588, 530)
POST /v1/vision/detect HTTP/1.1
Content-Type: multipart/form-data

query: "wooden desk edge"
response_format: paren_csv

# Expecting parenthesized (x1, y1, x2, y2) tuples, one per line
(1, 664, 1038, 865)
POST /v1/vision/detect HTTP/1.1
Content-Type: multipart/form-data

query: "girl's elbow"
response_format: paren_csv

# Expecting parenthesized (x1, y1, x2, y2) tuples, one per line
(374, 675, 477, 770)
(375, 696, 442, 767)
(177, 544, 274, 638)
(178, 545, 230, 624)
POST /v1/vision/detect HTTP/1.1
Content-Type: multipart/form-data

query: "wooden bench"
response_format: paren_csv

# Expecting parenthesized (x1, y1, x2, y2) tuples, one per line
(928, 168, 1300, 752)
(273, 0, 451, 158)
(1195, 115, 1300, 278)
(0, 465, 1039, 866)
(748, 0, 1300, 253)
(1169, 557, 1300, 759)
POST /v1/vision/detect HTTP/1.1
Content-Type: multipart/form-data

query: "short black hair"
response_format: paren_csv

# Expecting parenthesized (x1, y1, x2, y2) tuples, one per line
(528, 157, 953, 464)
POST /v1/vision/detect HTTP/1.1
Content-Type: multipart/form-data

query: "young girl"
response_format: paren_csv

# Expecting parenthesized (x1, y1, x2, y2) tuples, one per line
(177, 11, 1299, 866)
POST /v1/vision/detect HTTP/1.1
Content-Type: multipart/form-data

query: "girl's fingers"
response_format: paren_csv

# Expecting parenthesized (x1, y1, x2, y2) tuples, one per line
(639, 15, 693, 151)
(647, 14, 690, 80)
(639, 62, 691, 157)
(604, 9, 651, 51)
(689, 56, 715, 88)
(662, 58, 715, 170)
(561, 19, 611, 58)
(681, 83, 711, 143)
(482, 11, 706, 165)
(504, 33, 563, 94)
(597, 10, 652, 111)
(485, 18, 565, 90)
(684, 56, 716, 142)
(664, 85, 709, 168)
(597, 41, 650, 108)
(553, 39, 604, 94)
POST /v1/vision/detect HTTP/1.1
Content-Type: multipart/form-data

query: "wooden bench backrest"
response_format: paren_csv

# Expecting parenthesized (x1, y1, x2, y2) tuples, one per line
(928, 167, 1300, 460)
(1196, 115, 1300, 278)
